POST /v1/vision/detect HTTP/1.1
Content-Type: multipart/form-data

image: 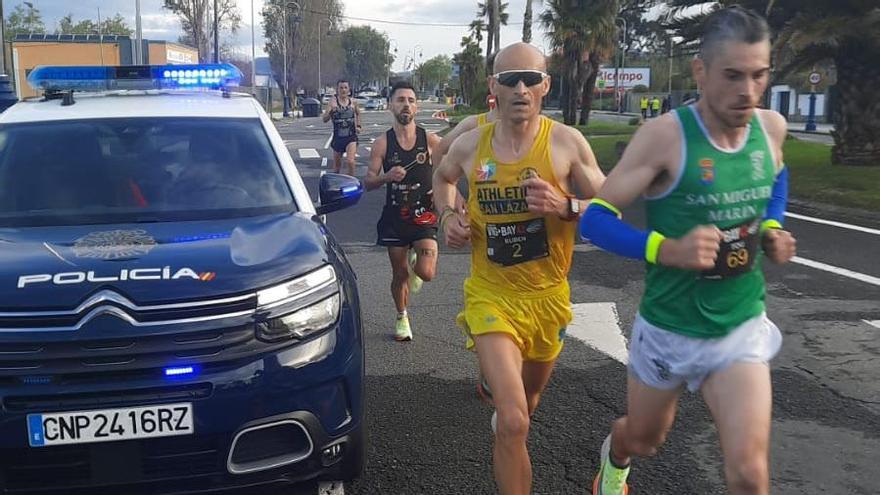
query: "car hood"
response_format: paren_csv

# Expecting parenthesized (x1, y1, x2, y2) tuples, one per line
(0, 212, 330, 309)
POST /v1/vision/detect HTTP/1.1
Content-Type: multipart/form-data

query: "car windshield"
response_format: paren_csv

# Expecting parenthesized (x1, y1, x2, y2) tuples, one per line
(0, 117, 295, 227)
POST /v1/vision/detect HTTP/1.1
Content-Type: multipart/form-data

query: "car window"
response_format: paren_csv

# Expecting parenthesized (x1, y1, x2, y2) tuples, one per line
(0, 117, 295, 227)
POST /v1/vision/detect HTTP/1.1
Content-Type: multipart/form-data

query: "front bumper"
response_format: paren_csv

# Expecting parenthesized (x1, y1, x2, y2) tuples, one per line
(0, 314, 365, 494)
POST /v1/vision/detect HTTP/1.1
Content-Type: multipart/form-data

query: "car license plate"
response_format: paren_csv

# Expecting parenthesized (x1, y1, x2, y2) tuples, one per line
(27, 403, 193, 447)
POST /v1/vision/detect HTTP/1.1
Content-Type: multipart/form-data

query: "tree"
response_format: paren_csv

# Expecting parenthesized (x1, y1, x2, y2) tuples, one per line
(453, 36, 486, 106)
(163, 0, 242, 62)
(665, 0, 880, 167)
(522, 0, 540, 43)
(263, 0, 343, 97)
(477, 0, 509, 73)
(58, 13, 133, 36)
(468, 19, 486, 45)
(416, 55, 453, 92)
(340, 26, 390, 91)
(541, 0, 618, 125)
(5, 4, 45, 37)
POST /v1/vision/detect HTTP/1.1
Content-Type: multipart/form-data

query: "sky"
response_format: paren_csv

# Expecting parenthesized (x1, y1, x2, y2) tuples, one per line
(7, 0, 555, 71)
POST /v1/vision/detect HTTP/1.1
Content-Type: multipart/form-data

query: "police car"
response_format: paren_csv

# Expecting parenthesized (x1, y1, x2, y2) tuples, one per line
(0, 64, 366, 493)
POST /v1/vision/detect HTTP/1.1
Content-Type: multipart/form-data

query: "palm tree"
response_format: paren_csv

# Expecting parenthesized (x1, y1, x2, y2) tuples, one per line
(469, 19, 486, 45)
(522, 0, 540, 43)
(541, 0, 618, 125)
(666, 0, 880, 167)
(477, 0, 509, 73)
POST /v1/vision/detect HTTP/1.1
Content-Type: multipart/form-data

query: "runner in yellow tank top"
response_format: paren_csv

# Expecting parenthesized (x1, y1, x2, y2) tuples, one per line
(434, 42, 606, 495)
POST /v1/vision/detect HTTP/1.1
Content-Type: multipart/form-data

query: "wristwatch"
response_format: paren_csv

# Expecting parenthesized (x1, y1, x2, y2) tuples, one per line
(566, 196, 580, 220)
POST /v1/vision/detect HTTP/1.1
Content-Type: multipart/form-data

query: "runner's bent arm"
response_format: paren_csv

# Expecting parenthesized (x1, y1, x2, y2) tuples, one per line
(561, 127, 607, 216)
(523, 126, 606, 219)
(434, 114, 479, 166)
(759, 109, 789, 231)
(433, 131, 476, 248)
(364, 136, 389, 191)
(579, 117, 715, 266)
(427, 132, 466, 211)
(322, 98, 336, 123)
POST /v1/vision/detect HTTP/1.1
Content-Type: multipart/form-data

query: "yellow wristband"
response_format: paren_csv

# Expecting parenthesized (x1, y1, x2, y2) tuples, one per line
(645, 231, 666, 265)
(590, 198, 623, 219)
(760, 219, 782, 233)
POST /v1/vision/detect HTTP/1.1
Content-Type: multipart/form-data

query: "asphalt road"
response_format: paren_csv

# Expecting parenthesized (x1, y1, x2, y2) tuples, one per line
(272, 103, 880, 494)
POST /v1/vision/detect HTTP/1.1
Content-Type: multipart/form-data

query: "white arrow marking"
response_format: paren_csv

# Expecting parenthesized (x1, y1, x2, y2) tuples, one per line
(299, 148, 320, 159)
(864, 320, 880, 329)
(307, 124, 314, 128)
(568, 302, 629, 364)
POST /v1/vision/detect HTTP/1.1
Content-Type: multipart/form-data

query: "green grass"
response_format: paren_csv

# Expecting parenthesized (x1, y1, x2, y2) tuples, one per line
(575, 119, 639, 137)
(783, 139, 880, 211)
(446, 106, 487, 118)
(578, 132, 880, 211)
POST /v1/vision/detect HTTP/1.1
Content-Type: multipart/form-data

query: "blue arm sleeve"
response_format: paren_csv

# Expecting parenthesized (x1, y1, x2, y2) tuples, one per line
(763, 166, 788, 224)
(579, 202, 650, 260)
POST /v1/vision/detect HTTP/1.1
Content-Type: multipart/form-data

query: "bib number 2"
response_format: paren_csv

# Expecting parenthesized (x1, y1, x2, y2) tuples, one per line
(486, 218, 549, 266)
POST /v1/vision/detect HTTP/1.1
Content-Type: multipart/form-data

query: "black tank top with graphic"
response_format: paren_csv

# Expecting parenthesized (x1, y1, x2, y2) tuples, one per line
(332, 96, 356, 138)
(382, 126, 435, 226)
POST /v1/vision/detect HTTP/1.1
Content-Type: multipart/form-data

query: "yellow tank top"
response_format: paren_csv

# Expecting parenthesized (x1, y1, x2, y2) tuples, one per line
(477, 113, 488, 126)
(466, 116, 576, 295)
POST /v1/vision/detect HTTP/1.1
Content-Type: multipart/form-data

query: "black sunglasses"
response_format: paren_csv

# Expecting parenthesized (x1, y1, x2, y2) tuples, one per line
(493, 70, 547, 88)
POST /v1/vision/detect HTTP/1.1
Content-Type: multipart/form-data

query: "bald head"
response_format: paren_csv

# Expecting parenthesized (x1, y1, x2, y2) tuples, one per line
(493, 43, 546, 74)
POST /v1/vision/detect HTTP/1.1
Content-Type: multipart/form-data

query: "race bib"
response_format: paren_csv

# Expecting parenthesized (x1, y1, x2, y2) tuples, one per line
(486, 218, 549, 266)
(702, 219, 760, 279)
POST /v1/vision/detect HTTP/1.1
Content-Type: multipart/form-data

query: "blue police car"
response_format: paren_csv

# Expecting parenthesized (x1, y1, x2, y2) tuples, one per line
(0, 64, 366, 493)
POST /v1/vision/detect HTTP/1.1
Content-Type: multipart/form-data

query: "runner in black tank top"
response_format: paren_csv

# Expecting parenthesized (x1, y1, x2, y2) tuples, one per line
(322, 79, 360, 176)
(364, 82, 442, 342)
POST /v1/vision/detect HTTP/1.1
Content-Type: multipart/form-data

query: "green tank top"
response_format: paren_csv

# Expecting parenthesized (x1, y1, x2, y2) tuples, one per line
(639, 106, 777, 338)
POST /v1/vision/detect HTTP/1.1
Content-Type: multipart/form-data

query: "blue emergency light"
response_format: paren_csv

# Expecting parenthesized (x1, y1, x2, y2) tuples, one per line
(26, 63, 243, 92)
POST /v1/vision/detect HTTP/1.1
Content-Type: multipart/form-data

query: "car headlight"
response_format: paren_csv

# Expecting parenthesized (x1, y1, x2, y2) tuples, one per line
(258, 293, 340, 343)
(255, 265, 340, 343)
(257, 265, 336, 309)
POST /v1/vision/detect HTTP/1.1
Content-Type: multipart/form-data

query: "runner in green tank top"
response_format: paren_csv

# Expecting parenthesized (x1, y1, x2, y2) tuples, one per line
(580, 7, 797, 495)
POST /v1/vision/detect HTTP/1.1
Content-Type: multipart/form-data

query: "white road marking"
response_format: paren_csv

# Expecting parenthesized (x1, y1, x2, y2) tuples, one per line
(307, 124, 314, 128)
(785, 212, 880, 236)
(792, 256, 880, 287)
(863, 320, 880, 329)
(321, 157, 328, 168)
(318, 481, 345, 495)
(299, 148, 320, 159)
(324, 134, 333, 149)
(568, 302, 629, 364)
(365, 146, 371, 152)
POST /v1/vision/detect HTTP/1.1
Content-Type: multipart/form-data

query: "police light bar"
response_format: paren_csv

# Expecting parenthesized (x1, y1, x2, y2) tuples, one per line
(26, 63, 243, 92)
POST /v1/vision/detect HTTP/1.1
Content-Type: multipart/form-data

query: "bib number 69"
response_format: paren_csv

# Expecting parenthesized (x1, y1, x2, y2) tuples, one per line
(726, 248, 750, 269)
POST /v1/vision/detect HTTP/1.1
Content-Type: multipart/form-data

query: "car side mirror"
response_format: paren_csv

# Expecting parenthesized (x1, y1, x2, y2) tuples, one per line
(316, 173, 363, 215)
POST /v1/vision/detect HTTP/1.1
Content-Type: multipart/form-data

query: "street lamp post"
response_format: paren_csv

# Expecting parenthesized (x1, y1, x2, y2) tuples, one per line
(250, 0, 256, 94)
(613, 17, 627, 114)
(386, 39, 398, 94)
(411, 45, 422, 92)
(317, 18, 333, 98)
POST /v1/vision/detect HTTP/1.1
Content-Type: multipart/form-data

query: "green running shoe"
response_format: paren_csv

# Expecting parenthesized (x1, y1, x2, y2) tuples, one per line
(394, 314, 413, 342)
(593, 434, 630, 495)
